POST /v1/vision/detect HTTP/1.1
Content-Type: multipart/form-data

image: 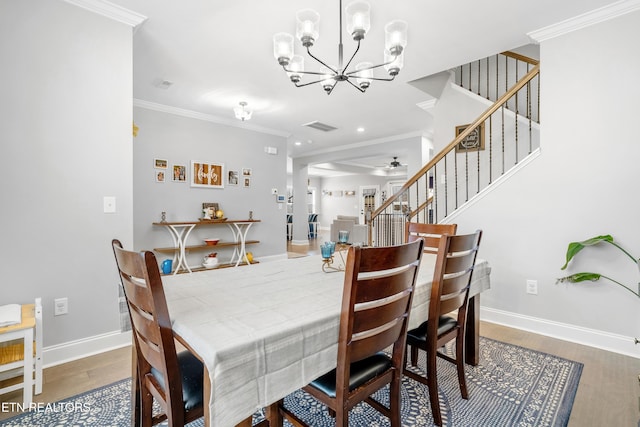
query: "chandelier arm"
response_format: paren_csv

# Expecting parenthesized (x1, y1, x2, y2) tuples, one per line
(306, 46, 339, 74)
(344, 54, 400, 76)
(282, 65, 336, 77)
(341, 39, 362, 76)
(293, 78, 332, 88)
(344, 78, 366, 93)
(365, 75, 397, 82)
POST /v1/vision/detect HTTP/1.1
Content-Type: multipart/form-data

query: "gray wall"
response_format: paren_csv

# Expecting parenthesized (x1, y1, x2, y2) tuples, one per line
(132, 106, 288, 267)
(0, 0, 134, 346)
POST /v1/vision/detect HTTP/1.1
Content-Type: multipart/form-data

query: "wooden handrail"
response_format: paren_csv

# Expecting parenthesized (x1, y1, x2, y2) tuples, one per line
(407, 197, 433, 220)
(501, 51, 539, 65)
(370, 63, 540, 220)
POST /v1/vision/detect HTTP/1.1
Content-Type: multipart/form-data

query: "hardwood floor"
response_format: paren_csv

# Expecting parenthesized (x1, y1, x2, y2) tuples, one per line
(2, 235, 638, 425)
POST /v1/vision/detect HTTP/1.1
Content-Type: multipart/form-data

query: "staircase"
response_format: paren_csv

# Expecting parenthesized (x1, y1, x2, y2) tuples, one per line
(368, 52, 540, 246)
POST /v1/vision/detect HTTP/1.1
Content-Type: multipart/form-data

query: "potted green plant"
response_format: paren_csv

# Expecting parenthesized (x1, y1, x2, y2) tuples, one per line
(557, 234, 639, 298)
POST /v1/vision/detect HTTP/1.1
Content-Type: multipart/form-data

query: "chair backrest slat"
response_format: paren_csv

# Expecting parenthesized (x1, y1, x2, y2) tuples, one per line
(405, 223, 458, 253)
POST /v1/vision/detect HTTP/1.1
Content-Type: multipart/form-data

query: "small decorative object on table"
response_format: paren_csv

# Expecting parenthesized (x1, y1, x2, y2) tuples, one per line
(161, 211, 166, 223)
(322, 241, 344, 273)
(338, 230, 349, 244)
(202, 253, 218, 269)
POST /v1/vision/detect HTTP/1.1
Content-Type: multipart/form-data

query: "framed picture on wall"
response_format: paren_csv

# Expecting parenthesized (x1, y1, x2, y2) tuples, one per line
(154, 158, 168, 169)
(243, 177, 251, 188)
(455, 123, 485, 152)
(191, 161, 224, 189)
(242, 168, 252, 176)
(172, 164, 187, 182)
(228, 170, 239, 186)
(155, 170, 165, 183)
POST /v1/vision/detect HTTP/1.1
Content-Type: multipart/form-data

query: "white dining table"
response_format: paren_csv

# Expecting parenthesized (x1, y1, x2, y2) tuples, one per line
(161, 253, 491, 427)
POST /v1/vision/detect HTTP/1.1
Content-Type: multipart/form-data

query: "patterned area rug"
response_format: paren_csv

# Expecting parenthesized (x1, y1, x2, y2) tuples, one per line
(0, 337, 582, 427)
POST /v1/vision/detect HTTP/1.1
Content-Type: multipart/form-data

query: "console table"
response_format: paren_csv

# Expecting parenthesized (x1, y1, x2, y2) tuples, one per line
(152, 220, 260, 274)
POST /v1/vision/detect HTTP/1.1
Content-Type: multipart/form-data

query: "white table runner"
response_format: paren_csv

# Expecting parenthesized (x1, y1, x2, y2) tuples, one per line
(162, 254, 491, 427)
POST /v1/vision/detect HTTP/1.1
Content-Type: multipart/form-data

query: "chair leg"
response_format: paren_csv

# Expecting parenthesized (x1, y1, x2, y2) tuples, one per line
(456, 332, 469, 399)
(141, 388, 154, 427)
(335, 406, 348, 427)
(410, 344, 418, 366)
(427, 349, 442, 426)
(389, 372, 402, 427)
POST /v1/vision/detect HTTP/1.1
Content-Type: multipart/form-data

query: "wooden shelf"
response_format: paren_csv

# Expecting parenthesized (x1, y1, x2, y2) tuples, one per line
(154, 240, 259, 254)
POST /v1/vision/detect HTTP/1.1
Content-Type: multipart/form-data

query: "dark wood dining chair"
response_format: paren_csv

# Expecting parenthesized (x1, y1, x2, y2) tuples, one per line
(405, 222, 458, 253)
(403, 230, 482, 426)
(278, 239, 425, 427)
(112, 239, 204, 427)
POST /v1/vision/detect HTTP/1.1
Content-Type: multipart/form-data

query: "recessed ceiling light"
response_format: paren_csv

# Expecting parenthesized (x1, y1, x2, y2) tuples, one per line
(295, 141, 302, 146)
(357, 127, 365, 132)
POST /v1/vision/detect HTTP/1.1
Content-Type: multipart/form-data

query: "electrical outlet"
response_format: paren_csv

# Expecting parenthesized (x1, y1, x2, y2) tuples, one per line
(526, 280, 538, 295)
(54, 297, 68, 315)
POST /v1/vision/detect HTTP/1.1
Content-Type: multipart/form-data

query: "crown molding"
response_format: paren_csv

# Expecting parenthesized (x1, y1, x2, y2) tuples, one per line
(528, 0, 640, 43)
(64, 0, 147, 29)
(133, 99, 291, 138)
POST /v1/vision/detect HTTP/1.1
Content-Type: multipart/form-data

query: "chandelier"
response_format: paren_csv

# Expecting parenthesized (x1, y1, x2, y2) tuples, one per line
(234, 102, 252, 121)
(273, 0, 407, 95)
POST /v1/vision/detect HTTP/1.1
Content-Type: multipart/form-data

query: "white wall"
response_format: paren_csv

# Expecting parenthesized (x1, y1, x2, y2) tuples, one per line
(0, 1, 134, 347)
(133, 106, 288, 265)
(446, 11, 640, 356)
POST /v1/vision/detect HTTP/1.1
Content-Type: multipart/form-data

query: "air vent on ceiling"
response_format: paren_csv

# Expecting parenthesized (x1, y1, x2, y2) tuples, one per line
(302, 121, 338, 132)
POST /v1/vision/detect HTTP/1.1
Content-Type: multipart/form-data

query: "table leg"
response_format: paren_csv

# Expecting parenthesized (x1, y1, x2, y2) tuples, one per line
(266, 400, 284, 427)
(22, 328, 33, 406)
(465, 294, 480, 366)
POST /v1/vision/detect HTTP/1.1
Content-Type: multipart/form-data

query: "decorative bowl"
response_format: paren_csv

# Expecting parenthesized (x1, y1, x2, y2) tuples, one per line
(204, 238, 220, 246)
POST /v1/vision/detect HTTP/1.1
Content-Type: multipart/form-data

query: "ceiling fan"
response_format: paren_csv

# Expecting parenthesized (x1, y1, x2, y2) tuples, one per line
(377, 156, 407, 169)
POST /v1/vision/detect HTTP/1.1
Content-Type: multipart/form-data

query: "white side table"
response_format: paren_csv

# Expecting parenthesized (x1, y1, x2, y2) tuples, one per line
(0, 298, 43, 405)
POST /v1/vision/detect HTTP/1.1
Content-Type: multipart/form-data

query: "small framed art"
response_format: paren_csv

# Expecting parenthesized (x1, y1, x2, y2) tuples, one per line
(228, 170, 239, 186)
(455, 123, 485, 152)
(172, 164, 187, 182)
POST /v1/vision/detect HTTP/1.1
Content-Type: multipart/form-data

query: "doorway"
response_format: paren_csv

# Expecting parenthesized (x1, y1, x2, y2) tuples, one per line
(359, 185, 380, 224)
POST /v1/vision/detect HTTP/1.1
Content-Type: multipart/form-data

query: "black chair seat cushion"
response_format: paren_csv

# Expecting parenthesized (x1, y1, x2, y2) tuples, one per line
(407, 316, 458, 345)
(151, 350, 204, 411)
(308, 352, 392, 398)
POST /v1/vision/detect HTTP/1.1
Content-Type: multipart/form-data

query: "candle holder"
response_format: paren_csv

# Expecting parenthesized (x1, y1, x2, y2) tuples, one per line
(321, 241, 342, 273)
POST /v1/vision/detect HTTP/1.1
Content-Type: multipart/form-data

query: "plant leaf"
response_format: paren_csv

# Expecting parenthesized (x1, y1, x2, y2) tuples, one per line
(571, 272, 603, 282)
(560, 272, 602, 283)
(560, 235, 614, 270)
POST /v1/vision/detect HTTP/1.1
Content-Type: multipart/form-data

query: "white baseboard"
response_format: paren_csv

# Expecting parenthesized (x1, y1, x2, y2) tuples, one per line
(481, 306, 640, 359)
(43, 330, 132, 369)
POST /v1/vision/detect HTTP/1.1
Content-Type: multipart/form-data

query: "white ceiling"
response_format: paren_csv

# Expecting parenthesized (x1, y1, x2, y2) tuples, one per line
(113, 0, 618, 176)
